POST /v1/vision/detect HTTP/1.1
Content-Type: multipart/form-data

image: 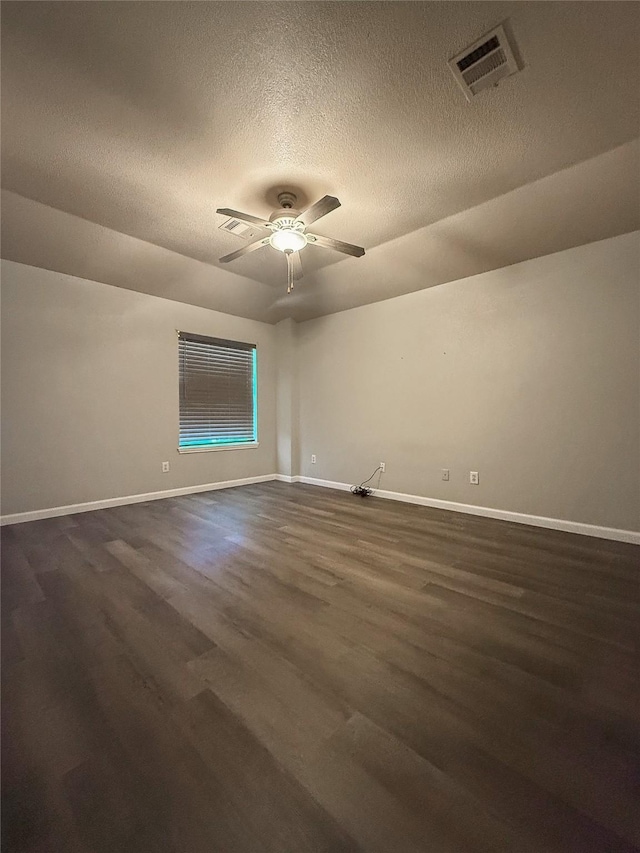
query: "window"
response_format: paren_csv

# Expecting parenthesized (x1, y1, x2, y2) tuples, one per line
(178, 332, 257, 451)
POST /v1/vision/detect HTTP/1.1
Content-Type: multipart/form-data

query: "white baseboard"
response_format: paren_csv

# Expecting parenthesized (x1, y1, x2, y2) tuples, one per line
(3, 473, 639, 544)
(295, 476, 640, 545)
(0, 474, 278, 526)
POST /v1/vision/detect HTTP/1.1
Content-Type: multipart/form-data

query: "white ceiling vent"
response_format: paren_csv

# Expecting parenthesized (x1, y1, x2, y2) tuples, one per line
(218, 217, 257, 240)
(448, 23, 520, 100)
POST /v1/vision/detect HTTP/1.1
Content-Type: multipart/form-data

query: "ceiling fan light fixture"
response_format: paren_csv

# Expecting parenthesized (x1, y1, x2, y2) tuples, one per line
(269, 229, 308, 253)
(217, 195, 365, 293)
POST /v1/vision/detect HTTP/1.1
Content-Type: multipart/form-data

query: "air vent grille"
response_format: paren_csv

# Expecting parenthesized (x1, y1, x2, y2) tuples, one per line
(456, 35, 499, 72)
(448, 23, 520, 100)
(218, 218, 257, 240)
(463, 48, 507, 86)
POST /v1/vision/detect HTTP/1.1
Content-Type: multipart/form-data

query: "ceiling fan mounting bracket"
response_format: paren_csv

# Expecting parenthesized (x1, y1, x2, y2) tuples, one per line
(277, 191, 298, 209)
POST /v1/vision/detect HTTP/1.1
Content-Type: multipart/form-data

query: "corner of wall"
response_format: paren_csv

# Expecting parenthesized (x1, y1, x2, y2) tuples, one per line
(275, 317, 300, 478)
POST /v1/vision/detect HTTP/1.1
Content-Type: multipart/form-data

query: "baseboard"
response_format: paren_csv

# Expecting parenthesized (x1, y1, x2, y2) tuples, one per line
(295, 476, 640, 544)
(0, 474, 278, 526)
(274, 474, 300, 484)
(4, 474, 639, 544)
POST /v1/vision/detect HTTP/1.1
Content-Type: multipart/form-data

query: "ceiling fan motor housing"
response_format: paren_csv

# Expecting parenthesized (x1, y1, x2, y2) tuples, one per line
(269, 192, 302, 225)
(269, 210, 303, 228)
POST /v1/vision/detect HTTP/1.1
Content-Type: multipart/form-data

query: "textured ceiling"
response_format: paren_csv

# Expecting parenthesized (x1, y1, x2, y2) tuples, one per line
(1, 1, 639, 320)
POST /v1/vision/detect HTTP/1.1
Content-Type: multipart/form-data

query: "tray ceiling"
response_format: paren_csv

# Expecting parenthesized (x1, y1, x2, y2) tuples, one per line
(1, 1, 639, 320)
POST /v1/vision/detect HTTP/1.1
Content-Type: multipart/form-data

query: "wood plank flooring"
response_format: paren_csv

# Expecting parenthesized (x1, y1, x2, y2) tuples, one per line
(2, 482, 639, 852)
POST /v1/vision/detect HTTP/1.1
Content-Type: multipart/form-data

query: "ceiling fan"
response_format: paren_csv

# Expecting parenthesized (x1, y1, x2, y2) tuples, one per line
(217, 192, 365, 293)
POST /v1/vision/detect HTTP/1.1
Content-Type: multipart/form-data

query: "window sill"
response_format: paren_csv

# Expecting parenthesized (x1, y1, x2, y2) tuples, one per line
(178, 442, 259, 454)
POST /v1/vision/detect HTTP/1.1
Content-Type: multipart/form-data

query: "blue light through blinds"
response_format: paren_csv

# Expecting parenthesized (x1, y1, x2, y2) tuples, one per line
(178, 332, 257, 449)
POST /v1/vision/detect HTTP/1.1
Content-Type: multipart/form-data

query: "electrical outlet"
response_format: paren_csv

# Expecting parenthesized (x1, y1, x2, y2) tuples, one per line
(470, 471, 479, 485)
(311, 454, 316, 464)
(442, 468, 449, 481)
(380, 462, 386, 473)
(162, 461, 170, 473)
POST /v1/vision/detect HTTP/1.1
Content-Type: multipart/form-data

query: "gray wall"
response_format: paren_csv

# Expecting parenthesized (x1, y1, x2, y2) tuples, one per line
(3, 232, 639, 532)
(275, 318, 300, 479)
(296, 233, 640, 531)
(1, 261, 277, 515)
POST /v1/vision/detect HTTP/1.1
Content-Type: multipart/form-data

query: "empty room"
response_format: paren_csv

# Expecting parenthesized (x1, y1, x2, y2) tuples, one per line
(1, 2, 639, 851)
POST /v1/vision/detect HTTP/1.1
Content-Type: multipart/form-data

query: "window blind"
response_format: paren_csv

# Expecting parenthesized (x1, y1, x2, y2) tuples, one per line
(178, 332, 257, 449)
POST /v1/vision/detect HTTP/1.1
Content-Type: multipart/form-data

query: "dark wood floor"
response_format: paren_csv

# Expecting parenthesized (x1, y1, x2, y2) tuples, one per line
(2, 482, 639, 852)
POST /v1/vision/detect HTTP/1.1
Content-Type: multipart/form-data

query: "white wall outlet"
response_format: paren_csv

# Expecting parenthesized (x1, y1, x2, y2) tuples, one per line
(162, 461, 170, 473)
(311, 454, 316, 464)
(470, 471, 479, 485)
(442, 468, 449, 481)
(380, 462, 386, 473)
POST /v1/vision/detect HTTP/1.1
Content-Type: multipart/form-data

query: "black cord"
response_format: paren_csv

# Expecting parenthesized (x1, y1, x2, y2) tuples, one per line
(360, 465, 382, 486)
(351, 465, 383, 497)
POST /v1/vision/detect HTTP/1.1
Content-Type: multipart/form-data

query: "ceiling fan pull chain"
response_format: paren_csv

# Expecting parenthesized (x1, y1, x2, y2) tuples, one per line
(286, 250, 293, 293)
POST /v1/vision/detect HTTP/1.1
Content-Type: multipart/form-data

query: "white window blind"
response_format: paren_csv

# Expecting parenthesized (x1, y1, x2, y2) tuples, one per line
(178, 332, 257, 450)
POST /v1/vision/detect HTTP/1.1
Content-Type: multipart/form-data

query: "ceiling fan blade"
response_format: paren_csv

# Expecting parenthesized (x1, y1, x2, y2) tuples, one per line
(295, 195, 341, 227)
(307, 233, 365, 258)
(289, 250, 303, 280)
(219, 236, 271, 263)
(216, 208, 272, 229)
